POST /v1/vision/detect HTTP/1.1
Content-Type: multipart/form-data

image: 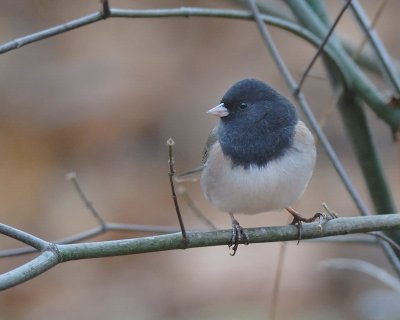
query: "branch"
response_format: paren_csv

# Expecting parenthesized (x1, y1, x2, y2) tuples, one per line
(1, 214, 400, 290)
(0, 251, 60, 291)
(1, 5, 398, 129)
(0, 7, 322, 56)
(0, 222, 180, 258)
(0, 12, 103, 54)
(0, 224, 49, 251)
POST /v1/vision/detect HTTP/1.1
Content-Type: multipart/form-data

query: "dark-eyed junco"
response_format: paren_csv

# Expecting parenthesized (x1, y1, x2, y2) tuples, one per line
(178, 78, 318, 255)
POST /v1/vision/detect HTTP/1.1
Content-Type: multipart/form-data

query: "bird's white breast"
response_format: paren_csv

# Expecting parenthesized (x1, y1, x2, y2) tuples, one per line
(200, 121, 316, 214)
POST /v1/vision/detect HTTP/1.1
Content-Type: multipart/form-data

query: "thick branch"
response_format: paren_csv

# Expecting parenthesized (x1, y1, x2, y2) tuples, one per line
(0, 222, 180, 258)
(1, 214, 400, 290)
(0, 251, 59, 291)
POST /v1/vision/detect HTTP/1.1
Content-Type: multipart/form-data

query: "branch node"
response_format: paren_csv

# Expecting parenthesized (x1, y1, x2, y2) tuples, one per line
(47, 243, 63, 263)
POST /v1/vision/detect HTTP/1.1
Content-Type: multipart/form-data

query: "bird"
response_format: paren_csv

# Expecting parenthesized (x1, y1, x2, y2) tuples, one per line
(177, 78, 320, 255)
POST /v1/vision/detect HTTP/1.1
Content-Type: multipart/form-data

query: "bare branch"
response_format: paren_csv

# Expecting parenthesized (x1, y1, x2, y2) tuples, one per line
(0, 12, 103, 54)
(0, 224, 49, 251)
(0, 251, 60, 291)
(0, 223, 180, 258)
(1, 214, 400, 290)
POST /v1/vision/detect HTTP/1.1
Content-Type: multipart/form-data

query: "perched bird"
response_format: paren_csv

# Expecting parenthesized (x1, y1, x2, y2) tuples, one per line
(178, 78, 319, 255)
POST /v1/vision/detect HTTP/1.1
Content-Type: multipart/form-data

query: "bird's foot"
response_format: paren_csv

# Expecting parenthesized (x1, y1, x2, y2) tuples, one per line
(228, 213, 249, 256)
(286, 207, 326, 244)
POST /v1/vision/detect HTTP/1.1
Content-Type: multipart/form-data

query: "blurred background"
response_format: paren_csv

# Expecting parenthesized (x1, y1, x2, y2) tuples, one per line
(0, 1, 399, 319)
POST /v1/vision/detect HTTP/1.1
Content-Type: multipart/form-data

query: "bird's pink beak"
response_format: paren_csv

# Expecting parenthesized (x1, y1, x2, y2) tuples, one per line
(206, 103, 229, 117)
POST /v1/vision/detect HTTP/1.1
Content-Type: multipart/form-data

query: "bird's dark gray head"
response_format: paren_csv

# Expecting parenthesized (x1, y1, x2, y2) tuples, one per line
(216, 78, 298, 168)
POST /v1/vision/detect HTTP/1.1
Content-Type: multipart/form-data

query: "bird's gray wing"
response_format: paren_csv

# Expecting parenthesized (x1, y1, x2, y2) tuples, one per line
(201, 127, 218, 165)
(175, 127, 218, 182)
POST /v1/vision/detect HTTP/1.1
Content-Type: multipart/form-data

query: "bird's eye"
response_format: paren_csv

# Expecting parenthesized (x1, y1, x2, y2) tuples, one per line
(239, 103, 247, 110)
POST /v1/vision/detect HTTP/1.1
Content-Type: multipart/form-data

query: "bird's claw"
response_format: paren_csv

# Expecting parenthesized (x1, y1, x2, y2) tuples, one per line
(289, 211, 326, 245)
(229, 218, 249, 256)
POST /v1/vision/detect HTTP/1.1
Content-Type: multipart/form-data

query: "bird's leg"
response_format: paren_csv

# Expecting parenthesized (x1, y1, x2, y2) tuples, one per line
(228, 213, 249, 256)
(286, 207, 325, 244)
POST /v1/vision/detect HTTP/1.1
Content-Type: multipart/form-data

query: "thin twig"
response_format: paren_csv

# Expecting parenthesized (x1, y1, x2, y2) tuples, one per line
(296, 0, 353, 94)
(66, 172, 107, 229)
(167, 138, 187, 245)
(178, 186, 217, 230)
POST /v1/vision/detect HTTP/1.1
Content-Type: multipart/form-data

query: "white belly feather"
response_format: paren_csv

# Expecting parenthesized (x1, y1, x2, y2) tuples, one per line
(200, 121, 316, 214)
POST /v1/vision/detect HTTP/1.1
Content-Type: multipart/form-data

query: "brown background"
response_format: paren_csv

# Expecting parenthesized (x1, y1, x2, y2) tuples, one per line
(0, 1, 399, 319)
